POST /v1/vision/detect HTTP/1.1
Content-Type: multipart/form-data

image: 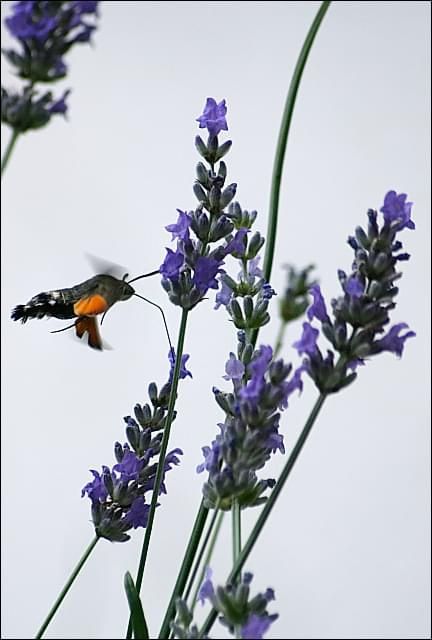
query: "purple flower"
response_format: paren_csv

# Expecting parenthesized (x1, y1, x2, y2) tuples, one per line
(374, 322, 416, 357)
(214, 279, 233, 310)
(48, 89, 71, 115)
(164, 448, 183, 468)
(240, 345, 273, 405)
(348, 358, 365, 372)
(380, 190, 415, 231)
(248, 256, 263, 278)
(293, 322, 319, 357)
(196, 98, 228, 137)
(165, 209, 191, 242)
(72, 1, 99, 14)
(125, 497, 150, 529)
(223, 227, 248, 256)
(81, 469, 108, 503)
(6, 3, 58, 42)
(266, 432, 285, 454)
(113, 450, 144, 482)
(241, 614, 278, 640)
(160, 246, 184, 281)
(197, 437, 221, 473)
(168, 348, 193, 381)
(307, 284, 330, 323)
(193, 256, 224, 294)
(198, 567, 215, 605)
(262, 283, 277, 299)
(345, 274, 364, 298)
(223, 353, 245, 381)
(280, 363, 306, 409)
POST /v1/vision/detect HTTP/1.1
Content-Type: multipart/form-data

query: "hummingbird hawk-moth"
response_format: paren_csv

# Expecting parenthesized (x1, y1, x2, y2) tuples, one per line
(11, 269, 171, 351)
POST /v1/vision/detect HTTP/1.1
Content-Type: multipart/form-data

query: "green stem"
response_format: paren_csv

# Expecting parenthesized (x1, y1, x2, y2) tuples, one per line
(189, 511, 225, 615)
(232, 501, 241, 575)
(263, 0, 331, 284)
(232, 501, 242, 639)
(126, 308, 189, 639)
(183, 507, 220, 606)
(158, 501, 209, 638)
(273, 321, 287, 358)
(1, 129, 20, 178)
(35, 536, 99, 639)
(198, 393, 327, 637)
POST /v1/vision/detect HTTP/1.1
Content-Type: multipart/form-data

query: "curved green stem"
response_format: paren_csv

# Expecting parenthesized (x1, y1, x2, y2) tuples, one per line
(126, 308, 189, 639)
(158, 500, 209, 638)
(262, 1, 331, 285)
(273, 320, 287, 358)
(1, 129, 20, 178)
(35, 536, 99, 639)
(198, 393, 327, 637)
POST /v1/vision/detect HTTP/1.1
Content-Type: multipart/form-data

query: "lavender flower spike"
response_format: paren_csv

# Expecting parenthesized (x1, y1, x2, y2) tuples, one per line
(294, 192, 415, 394)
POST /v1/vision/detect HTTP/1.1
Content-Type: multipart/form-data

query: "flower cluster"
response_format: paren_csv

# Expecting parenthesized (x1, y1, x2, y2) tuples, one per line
(198, 337, 304, 510)
(82, 356, 189, 542)
(172, 570, 278, 639)
(279, 264, 317, 324)
(293, 191, 416, 393)
(194, 157, 306, 509)
(1, 85, 69, 132)
(160, 98, 249, 310)
(2, 1, 99, 131)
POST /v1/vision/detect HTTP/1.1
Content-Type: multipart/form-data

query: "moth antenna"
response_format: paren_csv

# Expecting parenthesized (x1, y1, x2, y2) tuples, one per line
(128, 270, 160, 284)
(51, 323, 76, 334)
(133, 293, 173, 351)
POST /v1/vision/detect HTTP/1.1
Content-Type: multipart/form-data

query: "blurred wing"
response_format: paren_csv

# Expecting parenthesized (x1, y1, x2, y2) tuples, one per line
(85, 253, 128, 279)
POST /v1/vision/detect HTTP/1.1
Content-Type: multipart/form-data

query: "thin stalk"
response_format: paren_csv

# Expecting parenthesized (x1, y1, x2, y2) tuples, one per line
(232, 501, 241, 575)
(198, 393, 327, 637)
(189, 511, 225, 614)
(126, 308, 189, 639)
(158, 501, 209, 638)
(273, 321, 287, 358)
(263, 1, 331, 283)
(35, 536, 99, 639)
(1, 129, 20, 177)
(183, 507, 220, 605)
(232, 501, 242, 639)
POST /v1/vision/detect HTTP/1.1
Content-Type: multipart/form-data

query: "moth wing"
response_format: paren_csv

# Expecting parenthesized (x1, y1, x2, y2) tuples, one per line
(85, 253, 128, 280)
(75, 317, 104, 350)
(73, 294, 109, 317)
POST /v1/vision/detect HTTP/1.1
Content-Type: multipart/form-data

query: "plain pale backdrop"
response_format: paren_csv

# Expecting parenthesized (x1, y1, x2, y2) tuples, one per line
(1, 2, 430, 639)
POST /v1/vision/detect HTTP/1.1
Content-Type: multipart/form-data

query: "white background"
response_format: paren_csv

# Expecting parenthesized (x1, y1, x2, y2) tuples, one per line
(1, 2, 430, 638)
